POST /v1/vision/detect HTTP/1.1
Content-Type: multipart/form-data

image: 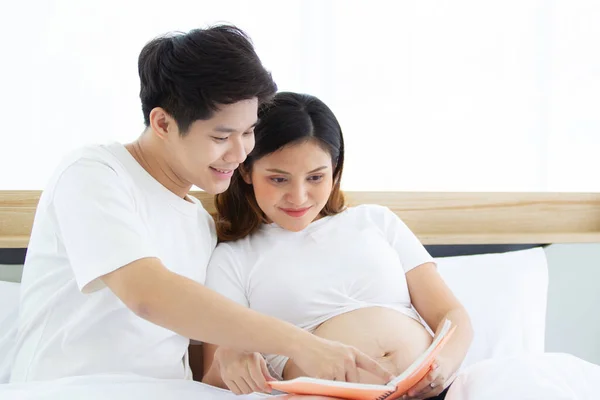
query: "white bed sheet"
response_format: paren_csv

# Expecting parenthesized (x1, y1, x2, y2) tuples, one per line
(0, 353, 597, 400)
(0, 281, 19, 383)
(0, 374, 284, 400)
(446, 352, 599, 400)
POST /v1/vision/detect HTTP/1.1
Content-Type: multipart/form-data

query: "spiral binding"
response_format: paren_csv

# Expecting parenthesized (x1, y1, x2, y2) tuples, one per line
(376, 390, 396, 400)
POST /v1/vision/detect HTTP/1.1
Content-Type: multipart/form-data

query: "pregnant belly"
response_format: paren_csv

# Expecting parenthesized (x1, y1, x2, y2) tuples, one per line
(282, 307, 433, 384)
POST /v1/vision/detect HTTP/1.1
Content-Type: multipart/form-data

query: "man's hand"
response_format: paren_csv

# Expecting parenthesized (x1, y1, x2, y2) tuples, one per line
(214, 347, 275, 395)
(291, 337, 394, 383)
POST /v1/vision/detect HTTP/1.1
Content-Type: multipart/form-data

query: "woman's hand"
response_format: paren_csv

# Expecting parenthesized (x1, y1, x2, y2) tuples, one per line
(214, 347, 275, 395)
(403, 358, 450, 399)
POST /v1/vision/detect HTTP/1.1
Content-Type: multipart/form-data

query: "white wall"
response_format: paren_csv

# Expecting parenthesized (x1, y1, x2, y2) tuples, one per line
(1, 0, 599, 191)
(545, 243, 600, 365)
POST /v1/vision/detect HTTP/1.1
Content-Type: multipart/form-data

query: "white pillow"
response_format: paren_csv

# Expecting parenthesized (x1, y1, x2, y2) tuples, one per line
(435, 247, 548, 370)
(0, 281, 20, 383)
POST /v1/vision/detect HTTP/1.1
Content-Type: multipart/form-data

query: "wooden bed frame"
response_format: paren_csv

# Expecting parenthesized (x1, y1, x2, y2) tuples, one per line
(2, 190, 600, 248)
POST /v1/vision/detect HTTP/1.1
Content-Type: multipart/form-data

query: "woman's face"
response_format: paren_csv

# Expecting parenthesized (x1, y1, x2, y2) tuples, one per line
(246, 140, 334, 232)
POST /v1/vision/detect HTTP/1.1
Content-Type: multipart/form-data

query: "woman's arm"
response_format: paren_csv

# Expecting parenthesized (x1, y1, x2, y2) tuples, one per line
(406, 262, 474, 378)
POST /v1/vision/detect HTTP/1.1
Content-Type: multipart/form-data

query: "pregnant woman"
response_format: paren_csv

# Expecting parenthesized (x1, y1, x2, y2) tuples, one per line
(202, 92, 473, 400)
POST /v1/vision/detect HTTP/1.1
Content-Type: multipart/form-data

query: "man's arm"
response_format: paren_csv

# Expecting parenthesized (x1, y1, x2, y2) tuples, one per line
(101, 257, 310, 356)
(101, 257, 393, 383)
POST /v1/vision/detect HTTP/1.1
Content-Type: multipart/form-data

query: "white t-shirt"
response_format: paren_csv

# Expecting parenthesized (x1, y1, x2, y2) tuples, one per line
(205, 204, 434, 371)
(10, 143, 217, 382)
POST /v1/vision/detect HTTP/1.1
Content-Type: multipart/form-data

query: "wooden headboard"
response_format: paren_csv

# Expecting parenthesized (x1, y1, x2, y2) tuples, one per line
(1, 190, 600, 248)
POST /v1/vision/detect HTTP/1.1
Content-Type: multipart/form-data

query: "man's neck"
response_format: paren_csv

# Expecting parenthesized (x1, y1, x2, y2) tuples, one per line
(125, 131, 192, 199)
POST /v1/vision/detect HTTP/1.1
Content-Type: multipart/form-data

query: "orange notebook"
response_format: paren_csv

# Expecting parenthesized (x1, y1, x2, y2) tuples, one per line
(267, 319, 456, 400)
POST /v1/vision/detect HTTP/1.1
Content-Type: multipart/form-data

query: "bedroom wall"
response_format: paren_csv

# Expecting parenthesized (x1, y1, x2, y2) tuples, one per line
(2, 1, 600, 193)
(2, 243, 600, 365)
(0, 264, 21, 283)
(545, 243, 600, 365)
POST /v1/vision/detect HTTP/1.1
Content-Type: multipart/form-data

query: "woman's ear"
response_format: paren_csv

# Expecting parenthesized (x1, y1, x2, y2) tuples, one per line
(239, 164, 252, 184)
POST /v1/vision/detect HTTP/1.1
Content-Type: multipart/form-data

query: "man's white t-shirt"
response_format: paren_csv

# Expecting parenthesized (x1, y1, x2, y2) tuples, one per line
(10, 143, 217, 382)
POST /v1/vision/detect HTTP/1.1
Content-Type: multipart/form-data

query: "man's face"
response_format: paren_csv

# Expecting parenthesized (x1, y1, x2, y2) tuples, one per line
(165, 98, 259, 194)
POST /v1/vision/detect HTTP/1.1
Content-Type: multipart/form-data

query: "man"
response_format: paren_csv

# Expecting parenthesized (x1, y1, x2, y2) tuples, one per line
(10, 25, 391, 386)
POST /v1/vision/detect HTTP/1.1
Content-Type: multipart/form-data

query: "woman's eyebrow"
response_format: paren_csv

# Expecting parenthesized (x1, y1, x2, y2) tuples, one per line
(265, 166, 328, 175)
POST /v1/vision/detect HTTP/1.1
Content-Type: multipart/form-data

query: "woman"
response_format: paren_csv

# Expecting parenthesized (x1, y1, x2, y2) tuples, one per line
(202, 92, 473, 400)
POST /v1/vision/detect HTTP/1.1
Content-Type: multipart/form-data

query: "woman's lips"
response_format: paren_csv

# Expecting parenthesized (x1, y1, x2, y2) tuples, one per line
(279, 207, 311, 217)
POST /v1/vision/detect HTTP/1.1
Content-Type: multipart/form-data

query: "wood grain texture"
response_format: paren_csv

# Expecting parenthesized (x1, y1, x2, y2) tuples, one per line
(2, 190, 600, 247)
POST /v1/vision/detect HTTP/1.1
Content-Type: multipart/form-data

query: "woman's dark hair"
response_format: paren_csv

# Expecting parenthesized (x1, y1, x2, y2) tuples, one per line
(138, 24, 277, 134)
(215, 92, 346, 242)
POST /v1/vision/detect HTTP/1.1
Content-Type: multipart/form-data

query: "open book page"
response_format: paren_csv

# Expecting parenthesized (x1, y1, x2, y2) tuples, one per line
(268, 380, 393, 400)
(267, 319, 456, 400)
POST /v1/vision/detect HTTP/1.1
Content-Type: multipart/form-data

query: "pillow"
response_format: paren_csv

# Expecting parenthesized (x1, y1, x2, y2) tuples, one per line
(435, 247, 548, 370)
(0, 280, 20, 383)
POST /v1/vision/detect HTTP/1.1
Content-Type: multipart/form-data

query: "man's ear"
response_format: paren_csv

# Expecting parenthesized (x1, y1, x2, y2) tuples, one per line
(149, 107, 177, 140)
(239, 164, 252, 184)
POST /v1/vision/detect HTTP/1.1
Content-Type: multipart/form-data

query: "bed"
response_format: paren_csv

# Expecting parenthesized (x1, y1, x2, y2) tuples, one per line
(1, 190, 600, 399)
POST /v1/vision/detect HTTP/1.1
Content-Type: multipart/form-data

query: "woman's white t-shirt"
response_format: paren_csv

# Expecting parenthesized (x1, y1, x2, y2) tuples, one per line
(10, 143, 216, 382)
(205, 205, 434, 370)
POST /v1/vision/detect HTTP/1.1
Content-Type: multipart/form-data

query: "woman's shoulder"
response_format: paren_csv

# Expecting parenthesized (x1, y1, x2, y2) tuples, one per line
(212, 229, 271, 262)
(338, 204, 406, 234)
(214, 235, 250, 256)
(208, 240, 253, 277)
(343, 203, 395, 221)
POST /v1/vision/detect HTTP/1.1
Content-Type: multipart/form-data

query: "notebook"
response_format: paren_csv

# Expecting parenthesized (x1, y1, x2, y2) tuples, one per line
(267, 319, 456, 400)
